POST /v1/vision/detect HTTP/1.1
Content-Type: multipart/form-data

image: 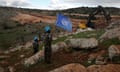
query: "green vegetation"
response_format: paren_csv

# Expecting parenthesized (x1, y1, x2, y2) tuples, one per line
(112, 56, 120, 63)
(72, 30, 105, 39)
(101, 38, 120, 47)
(52, 36, 67, 44)
(0, 25, 36, 50)
(52, 30, 105, 44)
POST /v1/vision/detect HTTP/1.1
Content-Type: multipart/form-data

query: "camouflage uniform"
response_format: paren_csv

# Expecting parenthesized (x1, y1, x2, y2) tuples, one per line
(44, 33, 52, 63)
(33, 40, 39, 54)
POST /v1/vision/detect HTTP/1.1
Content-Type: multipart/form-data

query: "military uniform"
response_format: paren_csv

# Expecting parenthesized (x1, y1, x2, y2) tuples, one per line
(33, 39, 39, 54)
(44, 33, 52, 63)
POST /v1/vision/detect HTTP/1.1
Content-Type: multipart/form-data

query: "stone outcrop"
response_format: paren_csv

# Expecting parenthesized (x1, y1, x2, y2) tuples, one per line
(87, 64, 120, 72)
(49, 63, 87, 72)
(106, 20, 120, 29)
(24, 50, 44, 67)
(108, 45, 120, 60)
(50, 63, 120, 72)
(66, 38, 98, 49)
(51, 42, 67, 52)
(100, 27, 120, 40)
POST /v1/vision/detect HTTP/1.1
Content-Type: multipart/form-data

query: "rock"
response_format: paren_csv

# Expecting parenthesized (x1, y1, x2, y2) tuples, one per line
(75, 28, 94, 34)
(108, 45, 120, 60)
(9, 46, 24, 52)
(0, 66, 4, 72)
(4, 51, 9, 54)
(51, 44, 59, 53)
(87, 64, 120, 72)
(24, 42, 32, 49)
(53, 37, 57, 40)
(8, 66, 15, 72)
(4, 41, 32, 54)
(24, 50, 44, 67)
(95, 56, 106, 65)
(88, 60, 92, 64)
(100, 27, 120, 41)
(88, 55, 96, 64)
(66, 38, 98, 49)
(52, 42, 67, 53)
(49, 63, 87, 72)
(20, 55, 25, 58)
(106, 20, 120, 29)
(87, 28, 94, 31)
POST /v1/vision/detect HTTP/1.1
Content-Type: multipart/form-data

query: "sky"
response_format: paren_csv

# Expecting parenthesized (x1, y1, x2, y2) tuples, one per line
(0, 0, 120, 10)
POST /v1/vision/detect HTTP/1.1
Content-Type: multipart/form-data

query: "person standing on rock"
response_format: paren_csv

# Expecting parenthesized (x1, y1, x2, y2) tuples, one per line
(44, 25, 52, 64)
(33, 36, 39, 54)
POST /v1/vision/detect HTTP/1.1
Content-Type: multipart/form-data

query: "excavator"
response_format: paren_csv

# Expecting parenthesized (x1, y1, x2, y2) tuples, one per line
(86, 6, 111, 28)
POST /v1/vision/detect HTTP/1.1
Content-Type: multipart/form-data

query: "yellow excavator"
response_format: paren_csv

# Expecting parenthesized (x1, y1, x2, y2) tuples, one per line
(79, 21, 87, 29)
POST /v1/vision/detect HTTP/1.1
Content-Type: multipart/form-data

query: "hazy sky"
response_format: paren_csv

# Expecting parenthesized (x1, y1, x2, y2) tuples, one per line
(0, 0, 119, 10)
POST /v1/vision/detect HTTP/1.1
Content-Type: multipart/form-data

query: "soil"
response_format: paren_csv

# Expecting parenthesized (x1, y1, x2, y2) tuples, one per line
(0, 44, 109, 72)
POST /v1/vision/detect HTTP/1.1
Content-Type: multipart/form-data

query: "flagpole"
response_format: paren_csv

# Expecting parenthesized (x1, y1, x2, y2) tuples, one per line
(55, 12, 59, 38)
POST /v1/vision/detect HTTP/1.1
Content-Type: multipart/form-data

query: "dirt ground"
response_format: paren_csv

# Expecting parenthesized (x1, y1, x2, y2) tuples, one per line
(0, 44, 110, 72)
(27, 45, 108, 72)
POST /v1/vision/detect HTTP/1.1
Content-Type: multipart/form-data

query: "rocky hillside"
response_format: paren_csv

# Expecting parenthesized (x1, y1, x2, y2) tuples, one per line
(0, 6, 120, 50)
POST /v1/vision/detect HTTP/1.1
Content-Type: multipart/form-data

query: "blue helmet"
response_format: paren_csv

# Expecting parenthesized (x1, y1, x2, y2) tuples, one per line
(44, 25, 51, 32)
(34, 36, 38, 41)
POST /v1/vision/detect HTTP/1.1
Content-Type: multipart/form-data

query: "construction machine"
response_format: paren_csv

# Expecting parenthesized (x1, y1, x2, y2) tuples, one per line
(86, 6, 111, 28)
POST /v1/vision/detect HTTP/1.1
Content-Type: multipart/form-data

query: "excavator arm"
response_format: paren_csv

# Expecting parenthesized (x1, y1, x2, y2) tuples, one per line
(87, 6, 111, 28)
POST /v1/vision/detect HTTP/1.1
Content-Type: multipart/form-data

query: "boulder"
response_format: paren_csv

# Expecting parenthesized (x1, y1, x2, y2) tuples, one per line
(87, 64, 120, 72)
(66, 38, 98, 49)
(108, 45, 120, 60)
(49, 63, 87, 72)
(100, 27, 120, 41)
(106, 20, 120, 29)
(24, 50, 44, 66)
(43, 42, 67, 53)
(95, 56, 106, 65)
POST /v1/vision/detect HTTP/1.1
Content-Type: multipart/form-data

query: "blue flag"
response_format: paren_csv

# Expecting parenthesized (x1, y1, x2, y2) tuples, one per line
(56, 13, 72, 32)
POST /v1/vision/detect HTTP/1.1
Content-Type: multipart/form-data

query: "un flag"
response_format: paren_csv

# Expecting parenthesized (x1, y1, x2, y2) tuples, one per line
(56, 13, 72, 32)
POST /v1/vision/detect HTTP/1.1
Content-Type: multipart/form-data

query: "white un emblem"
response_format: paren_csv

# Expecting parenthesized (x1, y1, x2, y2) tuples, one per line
(61, 19, 68, 26)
